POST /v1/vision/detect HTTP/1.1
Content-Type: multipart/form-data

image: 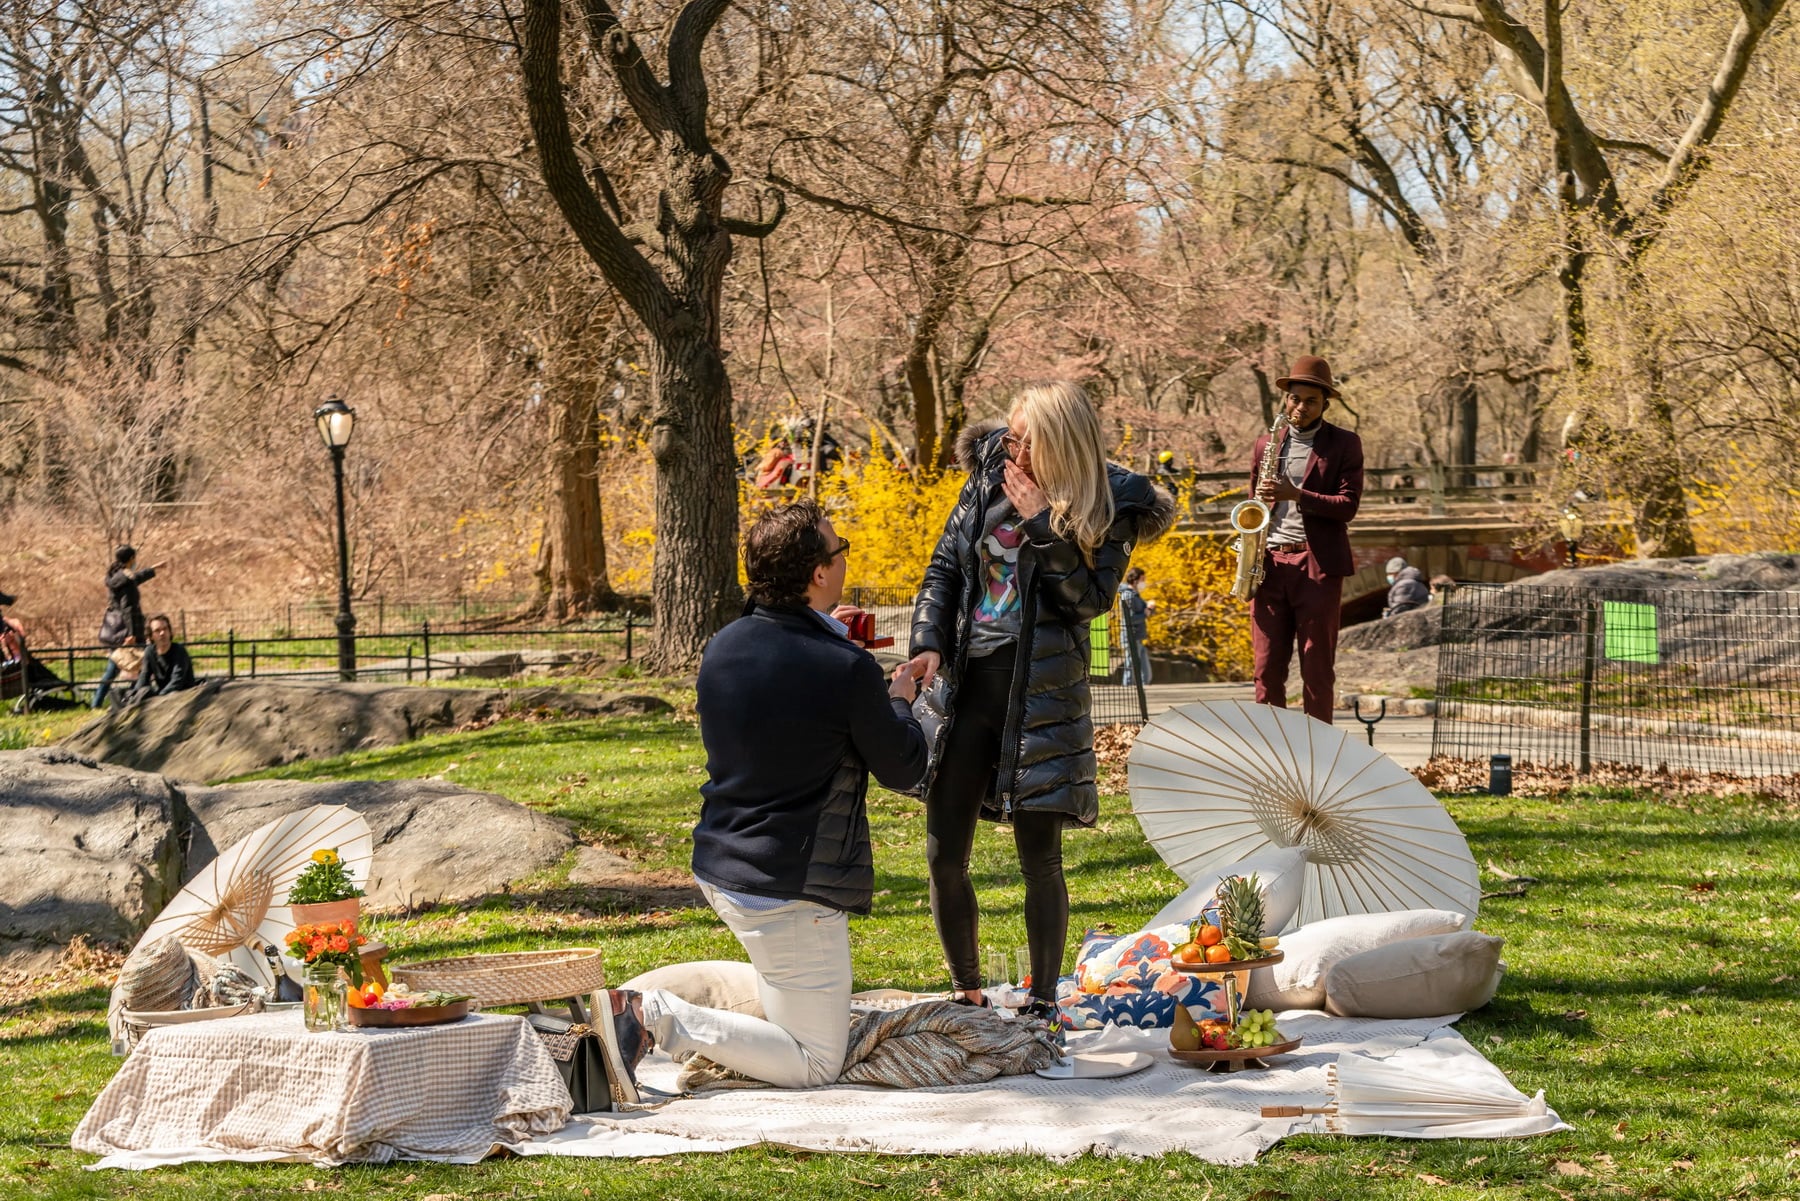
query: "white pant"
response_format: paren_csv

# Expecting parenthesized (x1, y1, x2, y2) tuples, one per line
(640, 882, 852, 1088)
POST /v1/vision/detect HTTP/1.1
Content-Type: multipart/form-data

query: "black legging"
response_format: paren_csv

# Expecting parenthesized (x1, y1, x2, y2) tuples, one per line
(925, 645, 1068, 1002)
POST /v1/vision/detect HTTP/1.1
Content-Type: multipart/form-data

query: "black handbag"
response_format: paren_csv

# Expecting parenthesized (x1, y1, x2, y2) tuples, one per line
(97, 605, 130, 649)
(526, 1013, 614, 1113)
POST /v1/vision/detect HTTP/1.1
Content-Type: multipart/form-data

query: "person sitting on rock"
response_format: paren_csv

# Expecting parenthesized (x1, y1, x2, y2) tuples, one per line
(127, 614, 195, 702)
(1383, 557, 1431, 617)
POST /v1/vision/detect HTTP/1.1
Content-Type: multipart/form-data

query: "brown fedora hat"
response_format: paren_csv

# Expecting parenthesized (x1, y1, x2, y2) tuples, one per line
(1275, 354, 1341, 398)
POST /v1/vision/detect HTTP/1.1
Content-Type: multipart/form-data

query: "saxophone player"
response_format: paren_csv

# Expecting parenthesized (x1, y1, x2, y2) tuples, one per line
(1248, 356, 1364, 723)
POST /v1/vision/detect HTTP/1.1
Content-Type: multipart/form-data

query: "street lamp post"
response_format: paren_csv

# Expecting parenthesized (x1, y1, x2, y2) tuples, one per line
(1558, 506, 1585, 568)
(314, 397, 357, 681)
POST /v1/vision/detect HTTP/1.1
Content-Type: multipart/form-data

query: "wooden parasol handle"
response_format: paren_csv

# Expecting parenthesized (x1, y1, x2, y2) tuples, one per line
(1260, 1105, 1335, 1117)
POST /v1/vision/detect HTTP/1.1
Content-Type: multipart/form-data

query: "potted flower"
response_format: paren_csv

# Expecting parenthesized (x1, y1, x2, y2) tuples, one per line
(287, 847, 365, 927)
(287, 920, 369, 1032)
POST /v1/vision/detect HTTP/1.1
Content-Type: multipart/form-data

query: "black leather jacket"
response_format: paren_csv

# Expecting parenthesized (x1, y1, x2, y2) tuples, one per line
(909, 420, 1175, 824)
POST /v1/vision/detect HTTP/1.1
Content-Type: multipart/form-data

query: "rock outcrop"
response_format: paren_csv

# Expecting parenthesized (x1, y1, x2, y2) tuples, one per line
(60, 679, 669, 782)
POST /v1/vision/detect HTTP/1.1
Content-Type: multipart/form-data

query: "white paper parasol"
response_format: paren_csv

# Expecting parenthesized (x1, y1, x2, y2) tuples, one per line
(1129, 701, 1479, 925)
(138, 804, 373, 968)
(1263, 1039, 1567, 1138)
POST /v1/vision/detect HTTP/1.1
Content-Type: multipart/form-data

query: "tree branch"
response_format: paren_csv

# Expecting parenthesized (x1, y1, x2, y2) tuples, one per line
(1593, 136, 1671, 162)
(1648, 1, 1788, 215)
(666, 0, 731, 146)
(522, 0, 672, 330)
(579, 0, 672, 136)
(721, 187, 786, 239)
(1398, 0, 1483, 20)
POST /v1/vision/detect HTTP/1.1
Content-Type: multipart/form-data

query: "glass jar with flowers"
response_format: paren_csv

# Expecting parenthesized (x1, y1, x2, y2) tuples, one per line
(287, 847, 365, 927)
(287, 921, 368, 1032)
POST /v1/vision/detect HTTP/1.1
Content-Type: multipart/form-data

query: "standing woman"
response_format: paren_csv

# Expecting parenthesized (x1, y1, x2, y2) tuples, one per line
(907, 381, 1174, 1016)
(92, 545, 165, 708)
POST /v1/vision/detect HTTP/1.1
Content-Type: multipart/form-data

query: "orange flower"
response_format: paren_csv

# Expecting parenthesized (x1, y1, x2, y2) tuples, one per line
(331, 935, 350, 953)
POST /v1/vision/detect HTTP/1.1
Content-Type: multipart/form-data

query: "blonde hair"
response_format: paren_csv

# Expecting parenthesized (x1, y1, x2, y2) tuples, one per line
(1012, 381, 1114, 562)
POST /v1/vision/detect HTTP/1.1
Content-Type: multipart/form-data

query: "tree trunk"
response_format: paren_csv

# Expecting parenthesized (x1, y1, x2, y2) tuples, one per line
(648, 334, 742, 666)
(1447, 370, 1479, 488)
(538, 380, 617, 618)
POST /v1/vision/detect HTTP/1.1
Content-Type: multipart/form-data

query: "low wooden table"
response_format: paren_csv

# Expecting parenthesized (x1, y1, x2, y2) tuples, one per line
(73, 1008, 570, 1167)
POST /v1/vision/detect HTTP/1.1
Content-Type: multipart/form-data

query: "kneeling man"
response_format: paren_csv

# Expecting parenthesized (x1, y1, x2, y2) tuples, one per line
(592, 500, 928, 1101)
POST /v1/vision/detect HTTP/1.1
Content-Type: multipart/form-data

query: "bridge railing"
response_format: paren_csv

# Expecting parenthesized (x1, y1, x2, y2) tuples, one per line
(1173, 461, 1548, 521)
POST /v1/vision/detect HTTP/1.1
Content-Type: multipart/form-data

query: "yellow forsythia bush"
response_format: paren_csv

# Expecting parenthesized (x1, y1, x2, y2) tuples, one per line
(1127, 532, 1256, 682)
(809, 442, 964, 589)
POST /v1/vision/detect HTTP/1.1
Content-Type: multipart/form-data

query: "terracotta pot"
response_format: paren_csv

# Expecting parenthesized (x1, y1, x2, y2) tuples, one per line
(290, 897, 361, 929)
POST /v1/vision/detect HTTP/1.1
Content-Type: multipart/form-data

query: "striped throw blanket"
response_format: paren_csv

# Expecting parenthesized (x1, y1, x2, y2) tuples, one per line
(677, 1000, 1058, 1092)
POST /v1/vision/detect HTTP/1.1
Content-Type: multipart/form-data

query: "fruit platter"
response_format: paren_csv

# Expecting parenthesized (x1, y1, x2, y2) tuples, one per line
(345, 981, 476, 1028)
(1164, 873, 1302, 1071)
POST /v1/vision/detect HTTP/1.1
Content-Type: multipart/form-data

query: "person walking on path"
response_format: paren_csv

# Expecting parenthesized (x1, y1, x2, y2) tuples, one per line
(1118, 566, 1155, 687)
(1248, 355, 1364, 723)
(92, 546, 165, 708)
(907, 381, 1175, 1019)
(588, 500, 928, 1102)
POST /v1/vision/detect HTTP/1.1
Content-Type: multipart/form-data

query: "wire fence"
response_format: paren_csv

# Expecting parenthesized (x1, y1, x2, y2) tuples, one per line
(10, 584, 1152, 725)
(1430, 584, 1800, 781)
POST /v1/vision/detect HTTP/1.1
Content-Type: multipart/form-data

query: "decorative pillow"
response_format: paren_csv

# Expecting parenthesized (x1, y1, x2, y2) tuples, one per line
(1057, 931, 1228, 1029)
(1244, 908, 1468, 1011)
(1323, 932, 1505, 1018)
(619, 960, 765, 1019)
(1146, 847, 1309, 935)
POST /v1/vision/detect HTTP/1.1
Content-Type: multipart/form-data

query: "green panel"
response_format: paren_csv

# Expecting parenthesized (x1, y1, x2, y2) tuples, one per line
(1090, 612, 1111, 672)
(1603, 600, 1659, 664)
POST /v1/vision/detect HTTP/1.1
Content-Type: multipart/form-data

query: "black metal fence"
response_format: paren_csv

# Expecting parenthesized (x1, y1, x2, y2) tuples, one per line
(1431, 584, 1800, 780)
(13, 584, 1151, 726)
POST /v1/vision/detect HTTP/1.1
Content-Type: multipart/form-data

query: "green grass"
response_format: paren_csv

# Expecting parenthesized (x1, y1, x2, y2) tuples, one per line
(6, 711, 1800, 1198)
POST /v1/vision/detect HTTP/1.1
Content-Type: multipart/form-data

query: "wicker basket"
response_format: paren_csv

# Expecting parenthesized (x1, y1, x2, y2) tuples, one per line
(388, 948, 606, 1007)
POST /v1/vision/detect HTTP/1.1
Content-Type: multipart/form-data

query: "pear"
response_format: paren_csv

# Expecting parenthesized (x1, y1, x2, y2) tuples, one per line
(1169, 1004, 1203, 1052)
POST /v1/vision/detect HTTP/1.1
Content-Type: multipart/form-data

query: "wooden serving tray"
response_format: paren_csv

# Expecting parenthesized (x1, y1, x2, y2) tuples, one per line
(1170, 949, 1284, 974)
(1168, 1036, 1303, 1072)
(346, 999, 474, 1028)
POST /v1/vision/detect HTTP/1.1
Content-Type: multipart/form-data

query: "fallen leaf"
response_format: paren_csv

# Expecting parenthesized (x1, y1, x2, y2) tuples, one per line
(1465, 1155, 1488, 1165)
(1670, 1159, 1695, 1171)
(1553, 1160, 1592, 1177)
(1417, 1173, 1454, 1185)
(1562, 1009, 1588, 1021)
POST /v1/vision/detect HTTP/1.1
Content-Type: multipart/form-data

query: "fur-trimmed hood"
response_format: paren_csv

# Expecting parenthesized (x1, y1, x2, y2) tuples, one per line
(951, 417, 1178, 544)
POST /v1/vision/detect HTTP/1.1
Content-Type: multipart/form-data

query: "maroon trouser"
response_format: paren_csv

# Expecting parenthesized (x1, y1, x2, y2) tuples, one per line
(1251, 545, 1343, 724)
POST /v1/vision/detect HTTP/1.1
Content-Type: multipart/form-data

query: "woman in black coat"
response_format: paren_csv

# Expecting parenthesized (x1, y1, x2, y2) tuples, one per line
(907, 382, 1174, 1016)
(92, 545, 165, 708)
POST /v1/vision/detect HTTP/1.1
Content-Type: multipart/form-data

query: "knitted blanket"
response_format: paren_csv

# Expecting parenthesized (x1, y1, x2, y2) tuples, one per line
(677, 1000, 1058, 1091)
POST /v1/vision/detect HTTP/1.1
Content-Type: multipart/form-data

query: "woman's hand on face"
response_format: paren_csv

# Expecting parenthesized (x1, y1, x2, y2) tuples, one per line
(1002, 460, 1049, 521)
(907, 650, 941, 689)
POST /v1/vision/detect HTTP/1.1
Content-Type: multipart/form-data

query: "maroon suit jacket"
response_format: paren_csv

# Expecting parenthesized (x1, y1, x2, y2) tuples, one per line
(1249, 419, 1364, 578)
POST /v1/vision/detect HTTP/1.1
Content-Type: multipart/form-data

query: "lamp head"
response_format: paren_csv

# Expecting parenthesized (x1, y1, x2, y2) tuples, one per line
(1558, 507, 1584, 542)
(313, 397, 356, 450)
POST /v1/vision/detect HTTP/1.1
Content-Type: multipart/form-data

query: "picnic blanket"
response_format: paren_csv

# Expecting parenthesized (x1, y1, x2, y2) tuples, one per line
(678, 999, 1059, 1091)
(515, 1011, 1567, 1165)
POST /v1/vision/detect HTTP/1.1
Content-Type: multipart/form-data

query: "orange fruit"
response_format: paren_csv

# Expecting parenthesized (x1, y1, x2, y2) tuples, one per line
(1204, 944, 1233, 964)
(1172, 941, 1204, 965)
(1197, 924, 1223, 947)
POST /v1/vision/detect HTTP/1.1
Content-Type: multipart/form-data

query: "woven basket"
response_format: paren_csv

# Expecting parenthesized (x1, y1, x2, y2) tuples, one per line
(388, 948, 605, 1007)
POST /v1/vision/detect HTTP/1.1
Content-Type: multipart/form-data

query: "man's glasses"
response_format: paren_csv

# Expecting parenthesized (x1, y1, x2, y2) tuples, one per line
(827, 538, 851, 561)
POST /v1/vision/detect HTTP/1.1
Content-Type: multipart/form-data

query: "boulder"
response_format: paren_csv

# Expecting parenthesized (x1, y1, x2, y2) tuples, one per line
(182, 778, 579, 909)
(0, 749, 186, 949)
(60, 679, 670, 782)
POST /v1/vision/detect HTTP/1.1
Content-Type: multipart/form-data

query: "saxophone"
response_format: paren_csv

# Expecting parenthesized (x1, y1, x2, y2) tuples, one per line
(1229, 410, 1291, 600)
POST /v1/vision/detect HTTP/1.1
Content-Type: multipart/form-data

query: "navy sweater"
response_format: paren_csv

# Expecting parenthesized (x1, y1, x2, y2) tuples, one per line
(691, 605, 929, 912)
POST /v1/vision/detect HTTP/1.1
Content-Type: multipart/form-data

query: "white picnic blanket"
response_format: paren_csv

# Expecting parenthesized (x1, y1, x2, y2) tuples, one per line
(75, 1010, 569, 1169)
(513, 1011, 1567, 1165)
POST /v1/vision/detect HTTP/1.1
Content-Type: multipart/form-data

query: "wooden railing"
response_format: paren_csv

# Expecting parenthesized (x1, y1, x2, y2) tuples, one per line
(1171, 461, 1549, 520)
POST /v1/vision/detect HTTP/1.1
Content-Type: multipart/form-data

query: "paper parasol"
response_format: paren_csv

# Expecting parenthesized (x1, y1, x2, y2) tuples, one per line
(138, 804, 374, 962)
(1129, 701, 1479, 925)
(1265, 1038, 1567, 1138)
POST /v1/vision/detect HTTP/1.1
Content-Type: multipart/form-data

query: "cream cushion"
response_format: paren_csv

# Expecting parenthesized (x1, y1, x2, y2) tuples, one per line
(1244, 908, 1469, 1010)
(1146, 847, 1309, 934)
(620, 960, 765, 1019)
(1324, 932, 1505, 1018)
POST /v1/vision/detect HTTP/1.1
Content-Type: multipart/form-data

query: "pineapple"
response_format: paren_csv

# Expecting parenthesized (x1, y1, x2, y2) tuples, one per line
(1217, 873, 1266, 960)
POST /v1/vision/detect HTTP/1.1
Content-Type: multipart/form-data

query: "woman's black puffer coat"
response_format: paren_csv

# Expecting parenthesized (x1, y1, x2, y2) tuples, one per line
(909, 420, 1176, 825)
